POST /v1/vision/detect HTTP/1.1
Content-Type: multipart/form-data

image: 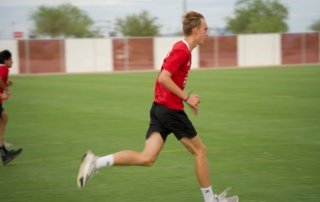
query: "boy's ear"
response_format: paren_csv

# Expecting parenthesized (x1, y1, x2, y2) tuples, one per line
(193, 27, 198, 34)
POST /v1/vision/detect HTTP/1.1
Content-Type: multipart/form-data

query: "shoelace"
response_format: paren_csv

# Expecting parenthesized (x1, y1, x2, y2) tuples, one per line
(214, 187, 232, 201)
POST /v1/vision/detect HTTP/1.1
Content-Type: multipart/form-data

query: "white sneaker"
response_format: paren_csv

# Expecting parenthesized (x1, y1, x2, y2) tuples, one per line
(215, 187, 239, 202)
(77, 150, 99, 188)
(4, 142, 12, 147)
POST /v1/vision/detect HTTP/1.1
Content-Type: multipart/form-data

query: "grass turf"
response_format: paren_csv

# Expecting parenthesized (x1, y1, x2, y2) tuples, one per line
(0, 65, 319, 201)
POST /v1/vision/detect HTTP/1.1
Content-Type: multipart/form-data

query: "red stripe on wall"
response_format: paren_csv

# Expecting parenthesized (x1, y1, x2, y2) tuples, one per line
(128, 38, 154, 71)
(18, 40, 27, 74)
(18, 40, 65, 74)
(112, 38, 126, 71)
(112, 38, 154, 71)
(305, 33, 320, 63)
(281, 34, 303, 64)
(199, 37, 214, 67)
(199, 36, 237, 68)
(218, 36, 237, 67)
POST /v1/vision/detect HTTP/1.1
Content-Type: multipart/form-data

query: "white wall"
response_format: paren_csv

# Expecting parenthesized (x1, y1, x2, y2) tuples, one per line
(238, 34, 281, 67)
(0, 40, 19, 74)
(153, 37, 199, 70)
(65, 39, 113, 73)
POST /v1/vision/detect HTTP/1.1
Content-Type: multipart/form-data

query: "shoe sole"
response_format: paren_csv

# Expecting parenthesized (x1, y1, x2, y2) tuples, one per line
(77, 151, 93, 189)
(3, 149, 23, 165)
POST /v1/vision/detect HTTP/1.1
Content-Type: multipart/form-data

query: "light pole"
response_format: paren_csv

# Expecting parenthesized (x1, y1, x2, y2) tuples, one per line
(11, 21, 15, 39)
(183, 0, 187, 14)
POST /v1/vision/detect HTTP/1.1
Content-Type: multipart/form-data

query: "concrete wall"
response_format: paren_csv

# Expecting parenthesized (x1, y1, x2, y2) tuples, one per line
(1, 33, 319, 75)
(238, 34, 281, 67)
(65, 39, 113, 73)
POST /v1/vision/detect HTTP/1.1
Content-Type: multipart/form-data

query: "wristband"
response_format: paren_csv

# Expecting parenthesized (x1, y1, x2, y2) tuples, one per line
(183, 95, 190, 102)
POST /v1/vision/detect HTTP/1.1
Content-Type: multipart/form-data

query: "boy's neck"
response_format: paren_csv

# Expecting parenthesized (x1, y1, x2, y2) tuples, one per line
(184, 36, 198, 52)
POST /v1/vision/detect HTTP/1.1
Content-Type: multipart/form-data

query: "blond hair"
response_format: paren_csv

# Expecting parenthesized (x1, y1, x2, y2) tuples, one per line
(181, 11, 204, 36)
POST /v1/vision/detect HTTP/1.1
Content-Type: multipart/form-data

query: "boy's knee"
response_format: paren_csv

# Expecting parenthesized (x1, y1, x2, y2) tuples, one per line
(196, 144, 207, 157)
(141, 156, 156, 167)
(188, 144, 207, 157)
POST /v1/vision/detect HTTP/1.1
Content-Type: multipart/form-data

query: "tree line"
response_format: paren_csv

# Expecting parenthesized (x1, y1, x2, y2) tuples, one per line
(29, 0, 320, 38)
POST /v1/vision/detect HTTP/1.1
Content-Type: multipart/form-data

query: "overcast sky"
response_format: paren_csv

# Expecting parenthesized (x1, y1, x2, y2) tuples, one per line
(0, 0, 319, 39)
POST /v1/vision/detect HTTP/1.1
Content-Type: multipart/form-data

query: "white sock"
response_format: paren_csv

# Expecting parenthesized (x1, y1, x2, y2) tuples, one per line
(95, 154, 114, 169)
(201, 186, 215, 202)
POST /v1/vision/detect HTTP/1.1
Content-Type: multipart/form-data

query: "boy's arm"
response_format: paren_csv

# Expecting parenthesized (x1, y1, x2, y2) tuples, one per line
(0, 78, 10, 95)
(158, 69, 189, 101)
(158, 70, 200, 115)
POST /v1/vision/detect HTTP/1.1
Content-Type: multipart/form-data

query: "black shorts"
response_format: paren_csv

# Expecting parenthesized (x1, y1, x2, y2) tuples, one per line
(146, 102, 197, 142)
(0, 104, 3, 118)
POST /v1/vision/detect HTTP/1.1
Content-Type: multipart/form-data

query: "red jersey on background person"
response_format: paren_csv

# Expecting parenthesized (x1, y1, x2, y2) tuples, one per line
(0, 49, 23, 165)
(0, 63, 9, 103)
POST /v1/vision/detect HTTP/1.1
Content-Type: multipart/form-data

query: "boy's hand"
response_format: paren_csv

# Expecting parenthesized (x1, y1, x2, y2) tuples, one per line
(0, 93, 9, 100)
(186, 94, 200, 116)
(7, 81, 13, 86)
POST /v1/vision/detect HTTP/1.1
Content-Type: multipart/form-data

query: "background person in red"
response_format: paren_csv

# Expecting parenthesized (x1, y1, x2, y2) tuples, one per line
(77, 11, 238, 202)
(0, 49, 23, 165)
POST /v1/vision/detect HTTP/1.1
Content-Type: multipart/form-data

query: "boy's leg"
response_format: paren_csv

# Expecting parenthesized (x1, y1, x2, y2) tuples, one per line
(180, 136, 239, 202)
(180, 135, 210, 187)
(180, 135, 215, 202)
(0, 111, 8, 158)
(0, 111, 23, 165)
(0, 111, 8, 147)
(77, 132, 165, 188)
(112, 132, 165, 166)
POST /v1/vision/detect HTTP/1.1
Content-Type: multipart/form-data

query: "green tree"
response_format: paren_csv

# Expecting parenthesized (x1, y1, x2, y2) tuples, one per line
(309, 19, 320, 31)
(29, 3, 102, 38)
(115, 10, 161, 37)
(225, 0, 289, 34)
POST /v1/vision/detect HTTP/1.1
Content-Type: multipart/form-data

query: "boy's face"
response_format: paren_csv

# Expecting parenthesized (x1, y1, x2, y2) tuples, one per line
(4, 58, 13, 68)
(195, 18, 208, 45)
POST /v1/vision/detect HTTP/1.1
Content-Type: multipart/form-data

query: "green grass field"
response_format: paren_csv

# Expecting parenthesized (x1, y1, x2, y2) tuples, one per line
(0, 65, 319, 202)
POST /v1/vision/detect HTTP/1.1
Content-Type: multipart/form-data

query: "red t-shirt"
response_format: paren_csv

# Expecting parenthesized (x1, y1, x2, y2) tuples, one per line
(154, 40, 192, 110)
(0, 64, 9, 104)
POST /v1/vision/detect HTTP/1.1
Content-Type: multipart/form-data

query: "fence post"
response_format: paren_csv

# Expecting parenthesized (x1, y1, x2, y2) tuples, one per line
(124, 38, 129, 71)
(214, 35, 219, 67)
(25, 40, 30, 74)
(301, 33, 306, 64)
(59, 39, 64, 73)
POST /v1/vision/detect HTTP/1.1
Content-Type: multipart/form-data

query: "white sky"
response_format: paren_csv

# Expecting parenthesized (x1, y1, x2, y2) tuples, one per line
(0, 0, 319, 39)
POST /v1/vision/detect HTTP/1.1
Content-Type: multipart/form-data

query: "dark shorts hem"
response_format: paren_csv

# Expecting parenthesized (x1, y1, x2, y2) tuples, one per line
(145, 102, 197, 142)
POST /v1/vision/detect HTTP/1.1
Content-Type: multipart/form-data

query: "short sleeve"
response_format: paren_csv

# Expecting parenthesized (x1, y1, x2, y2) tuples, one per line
(162, 49, 189, 75)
